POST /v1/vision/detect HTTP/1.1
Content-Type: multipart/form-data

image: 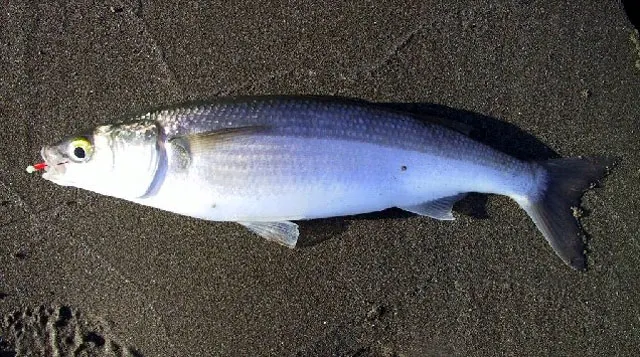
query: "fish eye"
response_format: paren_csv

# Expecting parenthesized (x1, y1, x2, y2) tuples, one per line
(74, 146, 86, 159)
(68, 137, 93, 161)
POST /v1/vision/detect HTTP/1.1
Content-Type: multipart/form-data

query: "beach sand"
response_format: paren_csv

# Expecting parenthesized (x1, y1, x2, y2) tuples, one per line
(1, 1, 639, 356)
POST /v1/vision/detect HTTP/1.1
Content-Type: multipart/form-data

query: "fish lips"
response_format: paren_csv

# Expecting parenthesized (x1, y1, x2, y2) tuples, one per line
(39, 146, 68, 182)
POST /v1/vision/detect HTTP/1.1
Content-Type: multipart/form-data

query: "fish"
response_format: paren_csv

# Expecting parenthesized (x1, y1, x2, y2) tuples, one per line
(33, 96, 615, 270)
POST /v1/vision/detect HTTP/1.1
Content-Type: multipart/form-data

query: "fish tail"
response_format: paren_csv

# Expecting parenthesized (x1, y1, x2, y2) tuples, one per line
(517, 157, 617, 271)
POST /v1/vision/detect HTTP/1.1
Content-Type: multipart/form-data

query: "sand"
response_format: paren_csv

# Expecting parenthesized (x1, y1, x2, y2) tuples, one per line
(1, 1, 639, 356)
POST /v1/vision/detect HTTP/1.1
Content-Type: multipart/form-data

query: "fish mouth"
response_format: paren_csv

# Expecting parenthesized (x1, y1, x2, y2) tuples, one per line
(39, 146, 67, 180)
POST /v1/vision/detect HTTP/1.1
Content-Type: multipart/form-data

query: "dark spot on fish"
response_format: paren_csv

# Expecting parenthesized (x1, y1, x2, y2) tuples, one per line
(401, 165, 407, 171)
(0, 292, 8, 300)
(0, 200, 10, 207)
(14, 251, 27, 260)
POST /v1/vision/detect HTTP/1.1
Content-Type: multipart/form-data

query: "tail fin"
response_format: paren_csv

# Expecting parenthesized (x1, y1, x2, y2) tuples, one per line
(519, 157, 616, 271)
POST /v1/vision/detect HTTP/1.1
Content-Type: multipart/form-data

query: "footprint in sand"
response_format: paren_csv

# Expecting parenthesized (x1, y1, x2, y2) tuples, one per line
(0, 304, 143, 357)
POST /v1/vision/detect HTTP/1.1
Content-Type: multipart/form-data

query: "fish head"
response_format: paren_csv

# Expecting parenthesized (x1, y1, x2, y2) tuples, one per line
(40, 120, 164, 199)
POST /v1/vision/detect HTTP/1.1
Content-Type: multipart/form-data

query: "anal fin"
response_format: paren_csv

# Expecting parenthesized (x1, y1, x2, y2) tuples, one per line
(238, 221, 299, 248)
(399, 193, 467, 220)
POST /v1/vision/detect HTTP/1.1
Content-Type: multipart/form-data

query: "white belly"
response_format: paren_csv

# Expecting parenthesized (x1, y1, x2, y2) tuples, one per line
(134, 136, 534, 222)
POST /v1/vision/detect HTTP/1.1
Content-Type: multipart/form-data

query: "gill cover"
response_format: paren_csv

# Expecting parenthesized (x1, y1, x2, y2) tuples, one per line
(42, 120, 164, 200)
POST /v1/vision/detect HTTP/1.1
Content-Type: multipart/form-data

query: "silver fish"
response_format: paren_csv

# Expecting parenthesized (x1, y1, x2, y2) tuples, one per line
(35, 96, 614, 270)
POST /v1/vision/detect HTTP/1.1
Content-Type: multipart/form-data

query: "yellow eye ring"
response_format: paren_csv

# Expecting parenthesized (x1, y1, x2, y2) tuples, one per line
(69, 137, 93, 161)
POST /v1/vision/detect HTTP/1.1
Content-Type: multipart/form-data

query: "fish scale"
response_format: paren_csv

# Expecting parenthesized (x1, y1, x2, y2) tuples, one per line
(148, 97, 514, 170)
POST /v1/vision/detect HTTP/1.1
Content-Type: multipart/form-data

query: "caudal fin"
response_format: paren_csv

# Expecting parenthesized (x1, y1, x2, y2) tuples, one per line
(519, 157, 616, 271)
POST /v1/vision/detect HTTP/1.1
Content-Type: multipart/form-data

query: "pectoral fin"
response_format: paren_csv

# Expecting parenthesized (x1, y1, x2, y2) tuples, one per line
(169, 126, 270, 156)
(238, 221, 299, 248)
(399, 193, 467, 220)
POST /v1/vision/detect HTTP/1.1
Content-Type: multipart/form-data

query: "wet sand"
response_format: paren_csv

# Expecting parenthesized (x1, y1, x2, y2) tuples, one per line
(1, 1, 639, 356)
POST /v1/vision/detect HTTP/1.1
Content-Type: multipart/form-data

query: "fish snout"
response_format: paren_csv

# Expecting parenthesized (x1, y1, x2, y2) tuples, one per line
(40, 146, 67, 179)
